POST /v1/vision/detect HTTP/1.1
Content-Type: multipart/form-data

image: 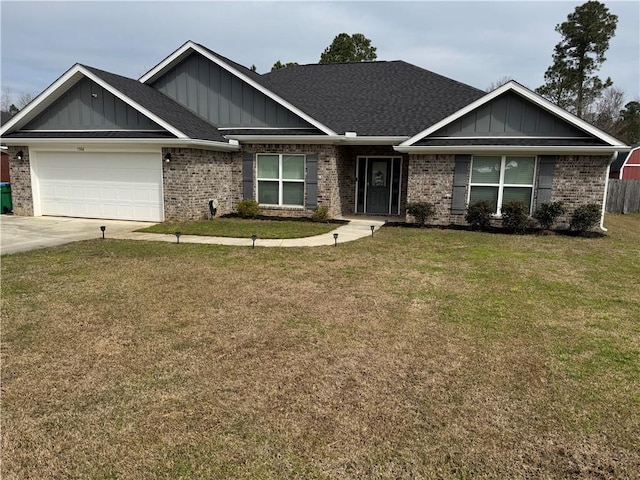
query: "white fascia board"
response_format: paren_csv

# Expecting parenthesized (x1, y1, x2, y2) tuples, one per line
(138, 41, 196, 83)
(0, 137, 241, 151)
(0, 65, 85, 136)
(394, 145, 628, 155)
(223, 135, 408, 145)
(342, 136, 409, 145)
(401, 81, 628, 148)
(224, 135, 344, 144)
(0, 64, 189, 140)
(139, 41, 338, 137)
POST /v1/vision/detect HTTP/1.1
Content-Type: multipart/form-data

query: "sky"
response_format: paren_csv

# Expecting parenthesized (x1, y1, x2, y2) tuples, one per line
(1, 0, 638, 108)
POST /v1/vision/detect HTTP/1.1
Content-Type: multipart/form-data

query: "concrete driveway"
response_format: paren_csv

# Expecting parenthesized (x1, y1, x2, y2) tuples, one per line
(0, 215, 153, 255)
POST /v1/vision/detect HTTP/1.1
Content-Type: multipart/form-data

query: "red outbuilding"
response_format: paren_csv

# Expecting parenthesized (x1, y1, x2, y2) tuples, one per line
(610, 143, 640, 180)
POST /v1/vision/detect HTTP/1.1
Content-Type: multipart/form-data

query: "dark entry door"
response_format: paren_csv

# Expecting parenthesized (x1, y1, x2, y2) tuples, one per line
(356, 157, 401, 214)
(367, 159, 391, 213)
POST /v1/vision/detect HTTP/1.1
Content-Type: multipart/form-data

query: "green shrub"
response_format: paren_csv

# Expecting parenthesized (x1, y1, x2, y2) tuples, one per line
(570, 203, 601, 233)
(236, 199, 260, 218)
(533, 201, 566, 230)
(311, 205, 330, 222)
(501, 201, 531, 234)
(465, 201, 493, 230)
(406, 201, 435, 227)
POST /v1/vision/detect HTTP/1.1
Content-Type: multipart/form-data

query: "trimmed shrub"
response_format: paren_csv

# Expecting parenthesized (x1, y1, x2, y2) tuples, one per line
(237, 199, 260, 218)
(570, 203, 601, 233)
(406, 201, 435, 227)
(533, 201, 566, 230)
(501, 201, 531, 234)
(311, 205, 330, 222)
(465, 201, 493, 230)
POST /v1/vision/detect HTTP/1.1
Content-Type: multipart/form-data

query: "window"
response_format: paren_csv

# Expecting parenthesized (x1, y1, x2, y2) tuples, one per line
(257, 154, 305, 206)
(469, 156, 536, 215)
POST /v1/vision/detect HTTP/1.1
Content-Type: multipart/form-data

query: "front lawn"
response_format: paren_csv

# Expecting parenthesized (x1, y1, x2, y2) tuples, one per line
(136, 217, 338, 239)
(2, 214, 639, 478)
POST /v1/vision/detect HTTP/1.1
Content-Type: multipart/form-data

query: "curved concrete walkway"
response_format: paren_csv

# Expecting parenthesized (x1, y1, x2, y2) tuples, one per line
(111, 217, 386, 247)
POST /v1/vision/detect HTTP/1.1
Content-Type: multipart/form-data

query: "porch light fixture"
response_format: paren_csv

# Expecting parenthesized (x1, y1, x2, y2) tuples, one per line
(164, 153, 172, 163)
(371, 225, 375, 237)
(16, 150, 23, 160)
(174, 231, 181, 244)
(100, 225, 106, 239)
(333, 233, 338, 246)
(251, 234, 257, 248)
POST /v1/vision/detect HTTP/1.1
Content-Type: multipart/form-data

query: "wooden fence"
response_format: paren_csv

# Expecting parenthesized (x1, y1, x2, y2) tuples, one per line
(606, 179, 640, 214)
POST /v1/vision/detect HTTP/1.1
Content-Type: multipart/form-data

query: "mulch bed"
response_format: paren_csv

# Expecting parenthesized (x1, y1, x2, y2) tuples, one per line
(220, 213, 349, 225)
(382, 221, 606, 238)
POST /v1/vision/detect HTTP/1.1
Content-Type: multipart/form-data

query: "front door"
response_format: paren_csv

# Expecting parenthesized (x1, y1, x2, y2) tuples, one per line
(356, 157, 402, 214)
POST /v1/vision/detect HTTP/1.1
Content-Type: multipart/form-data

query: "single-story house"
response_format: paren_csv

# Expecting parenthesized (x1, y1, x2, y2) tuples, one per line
(610, 143, 640, 180)
(0, 40, 630, 228)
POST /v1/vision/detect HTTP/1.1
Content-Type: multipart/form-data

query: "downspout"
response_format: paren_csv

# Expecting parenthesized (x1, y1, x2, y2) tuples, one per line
(600, 151, 618, 232)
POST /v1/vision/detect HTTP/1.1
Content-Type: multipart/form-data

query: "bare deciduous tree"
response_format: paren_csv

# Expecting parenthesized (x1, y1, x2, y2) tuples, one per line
(485, 76, 512, 92)
(590, 86, 625, 134)
(1, 87, 35, 113)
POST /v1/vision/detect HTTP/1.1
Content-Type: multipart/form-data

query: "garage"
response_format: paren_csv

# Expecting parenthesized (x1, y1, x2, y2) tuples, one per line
(33, 151, 163, 221)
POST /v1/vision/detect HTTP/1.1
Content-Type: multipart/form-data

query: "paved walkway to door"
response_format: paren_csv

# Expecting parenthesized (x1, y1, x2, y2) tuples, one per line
(110, 217, 387, 247)
(1, 216, 388, 254)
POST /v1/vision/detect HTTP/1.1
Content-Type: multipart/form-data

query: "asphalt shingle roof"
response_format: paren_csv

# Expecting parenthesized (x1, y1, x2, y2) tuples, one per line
(83, 65, 226, 142)
(260, 61, 486, 136)
(1, 111, 15, 126)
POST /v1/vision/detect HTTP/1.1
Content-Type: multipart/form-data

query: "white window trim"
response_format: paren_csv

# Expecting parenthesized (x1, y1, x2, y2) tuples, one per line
(256, 153, 306, 207)
(468, 155, 537, 216)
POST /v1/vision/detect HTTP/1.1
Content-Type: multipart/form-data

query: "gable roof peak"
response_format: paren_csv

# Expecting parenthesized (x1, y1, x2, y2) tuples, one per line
(400, 79, 628, 148)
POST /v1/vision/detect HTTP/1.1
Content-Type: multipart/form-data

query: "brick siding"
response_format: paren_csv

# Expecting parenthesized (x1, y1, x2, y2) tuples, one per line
(550, 155, 610, 228)
(6, 146, 33, 215)
(239, 144, 341, 218)
(407, 154, 611, 227)
(162, 147, 240, 220)
(407, 154, 462, 225)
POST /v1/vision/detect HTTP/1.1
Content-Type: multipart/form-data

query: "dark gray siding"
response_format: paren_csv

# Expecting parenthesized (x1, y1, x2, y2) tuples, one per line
(451, 154, 471, 214)
(151, 52, 313, 129)
(433, 92, 586, 137)
(25, 77, 163, 131)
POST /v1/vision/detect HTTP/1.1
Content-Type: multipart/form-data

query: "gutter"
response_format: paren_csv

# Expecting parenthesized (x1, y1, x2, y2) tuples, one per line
(394, 145, 631, 155)
(223, 135, 408, 145)
(600, 151, 619, 232)
(0, 137, 241, 152)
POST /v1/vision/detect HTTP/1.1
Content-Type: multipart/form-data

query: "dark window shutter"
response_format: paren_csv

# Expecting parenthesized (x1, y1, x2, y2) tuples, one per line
(305, 154, 318, 209)
(451, 154, 471, 214)
(243, 152, 254, 200)
(536, 156, 556, 207)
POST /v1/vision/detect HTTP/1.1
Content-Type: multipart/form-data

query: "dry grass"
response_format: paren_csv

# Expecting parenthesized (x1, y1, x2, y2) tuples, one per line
(2, 214, 639, 479)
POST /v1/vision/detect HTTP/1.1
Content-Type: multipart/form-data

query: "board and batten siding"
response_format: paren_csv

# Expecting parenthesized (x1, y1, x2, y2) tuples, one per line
(151, 52, 313, 128)
(24, 77, 162, 131)
(433, 92, 586, 137)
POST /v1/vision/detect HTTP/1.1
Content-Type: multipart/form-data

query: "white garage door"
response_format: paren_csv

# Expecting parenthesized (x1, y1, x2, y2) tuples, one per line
(36, 151, 163, 221)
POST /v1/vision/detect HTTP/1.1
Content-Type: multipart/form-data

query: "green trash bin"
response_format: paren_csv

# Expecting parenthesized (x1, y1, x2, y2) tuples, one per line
(1, 182, 13, 214)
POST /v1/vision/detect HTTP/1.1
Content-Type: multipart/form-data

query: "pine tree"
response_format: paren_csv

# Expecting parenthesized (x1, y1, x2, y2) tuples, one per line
(536, 1, 618, 118)
(319, 33, 377, 64)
